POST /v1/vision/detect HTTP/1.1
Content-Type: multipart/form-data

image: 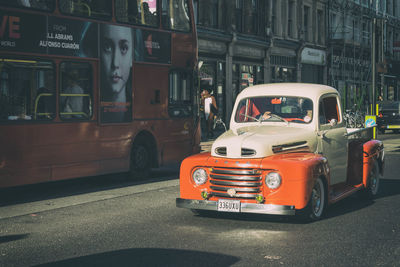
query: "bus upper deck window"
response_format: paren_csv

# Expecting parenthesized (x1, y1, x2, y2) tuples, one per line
(162, 0, 191, 32)
(59, 0, 111, 20)
(116, 0, 159, 27)
(0, 0, 55, 11)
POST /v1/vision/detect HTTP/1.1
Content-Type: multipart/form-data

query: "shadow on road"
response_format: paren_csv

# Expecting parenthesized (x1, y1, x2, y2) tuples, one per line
(0, 167, 179, 207)
(34, 248, 240, 267)
(0, 234, 29, 244)
(326, 178, 400, 216)
(188, 178, 400, 224)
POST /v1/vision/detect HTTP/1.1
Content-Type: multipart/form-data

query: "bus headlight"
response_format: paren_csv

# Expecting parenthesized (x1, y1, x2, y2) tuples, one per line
(192, 168, 208, 185)
(265, 172, 281, 189)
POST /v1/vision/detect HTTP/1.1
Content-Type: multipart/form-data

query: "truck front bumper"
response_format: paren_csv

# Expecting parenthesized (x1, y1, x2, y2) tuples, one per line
(176, 198, 296, 216)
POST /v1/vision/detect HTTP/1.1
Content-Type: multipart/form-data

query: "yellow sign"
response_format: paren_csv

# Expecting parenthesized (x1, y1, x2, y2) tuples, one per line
(365, 115, 377, 139)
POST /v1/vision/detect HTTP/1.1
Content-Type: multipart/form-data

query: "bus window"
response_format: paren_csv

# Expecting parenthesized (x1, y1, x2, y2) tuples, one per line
(0, 0, 54, 11)
(116, 0, 159, 27)
(169, 70, 192, 117)
(162, 0, 191, 32)
(59, 0, 111, 20)
(0, 58, 55, 122)
(59, 62, 93, 120)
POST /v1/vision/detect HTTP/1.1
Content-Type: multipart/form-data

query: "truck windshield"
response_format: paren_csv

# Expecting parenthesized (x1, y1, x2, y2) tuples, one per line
(235, 96, 313, 124)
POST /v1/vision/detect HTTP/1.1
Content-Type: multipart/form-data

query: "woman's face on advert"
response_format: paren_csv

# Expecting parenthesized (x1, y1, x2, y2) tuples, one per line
(101, 25, 133, 95)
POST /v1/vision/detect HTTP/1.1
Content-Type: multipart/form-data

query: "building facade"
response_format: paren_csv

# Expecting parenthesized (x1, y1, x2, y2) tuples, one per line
(327, 0, 400, 113)
(195, 0, 400, 123)
(194, 0, 327, 124)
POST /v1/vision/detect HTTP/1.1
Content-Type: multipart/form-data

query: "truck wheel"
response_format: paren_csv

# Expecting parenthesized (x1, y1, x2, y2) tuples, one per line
(129, 140, 151, 179)
(298, 177, 326, 221)
(364, 161, 380, 198)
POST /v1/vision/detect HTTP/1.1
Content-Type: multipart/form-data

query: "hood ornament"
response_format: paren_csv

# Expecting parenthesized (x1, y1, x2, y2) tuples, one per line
(227, 188, 236, 197)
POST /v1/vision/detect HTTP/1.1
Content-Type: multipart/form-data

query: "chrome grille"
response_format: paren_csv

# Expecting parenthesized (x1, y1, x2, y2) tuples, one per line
(209, 167, 263, 199)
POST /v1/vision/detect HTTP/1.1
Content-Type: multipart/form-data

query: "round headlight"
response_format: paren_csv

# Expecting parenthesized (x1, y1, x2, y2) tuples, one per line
(192, 168, 208, 185)
(265, 172, 281, 189)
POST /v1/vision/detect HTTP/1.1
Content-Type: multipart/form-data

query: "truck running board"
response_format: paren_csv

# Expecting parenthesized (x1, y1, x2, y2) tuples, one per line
(329, 183, 364, 204)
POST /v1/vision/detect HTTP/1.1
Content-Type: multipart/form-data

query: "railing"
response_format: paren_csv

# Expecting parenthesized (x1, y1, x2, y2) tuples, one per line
(34, 93, 91, 119)
(34, 93, 53, 120)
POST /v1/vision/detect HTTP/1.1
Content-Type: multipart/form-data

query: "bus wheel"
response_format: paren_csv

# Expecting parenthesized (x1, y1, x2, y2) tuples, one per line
(129, 140, 151, 179)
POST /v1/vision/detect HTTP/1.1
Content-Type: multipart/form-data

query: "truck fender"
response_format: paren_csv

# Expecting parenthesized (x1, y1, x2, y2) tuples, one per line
(302, 157, 331, 209)
(362, 140, 384, 188)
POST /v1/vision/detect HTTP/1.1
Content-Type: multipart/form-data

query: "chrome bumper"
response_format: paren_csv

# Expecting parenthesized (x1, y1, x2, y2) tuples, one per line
(176, 198, 295, 216)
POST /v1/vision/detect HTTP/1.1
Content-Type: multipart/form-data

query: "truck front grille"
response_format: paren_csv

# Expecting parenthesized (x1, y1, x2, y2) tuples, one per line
(209, 167, 263, 199)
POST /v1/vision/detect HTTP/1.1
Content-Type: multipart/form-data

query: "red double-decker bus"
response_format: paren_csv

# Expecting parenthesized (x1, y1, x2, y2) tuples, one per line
(0, 0, 200, 188)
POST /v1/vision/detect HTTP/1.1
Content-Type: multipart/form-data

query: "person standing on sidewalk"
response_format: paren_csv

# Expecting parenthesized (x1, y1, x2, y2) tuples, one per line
(201, 88, 218, 138)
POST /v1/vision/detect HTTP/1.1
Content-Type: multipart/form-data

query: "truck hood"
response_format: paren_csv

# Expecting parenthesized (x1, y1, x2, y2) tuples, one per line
(211, 126, 317, 158)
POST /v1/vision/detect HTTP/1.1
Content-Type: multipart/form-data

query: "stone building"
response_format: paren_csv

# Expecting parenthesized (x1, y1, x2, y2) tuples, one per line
(194, 0, 327, 123)
(327, 0, 400, 112)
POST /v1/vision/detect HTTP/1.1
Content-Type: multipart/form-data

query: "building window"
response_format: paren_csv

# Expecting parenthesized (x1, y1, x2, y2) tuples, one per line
(243, 0, 258, 34)
(235, 0, 243, 32)
(362, 21, 368, 44)
(195, 0, 218, 28)
(210, 0, 218, 28)
(271, 67, 296, 83)
(317, 10, 323, 44)
(303, 5, 310, 42)
(271, 0, 277, 35)
(288, 0, 295, 38)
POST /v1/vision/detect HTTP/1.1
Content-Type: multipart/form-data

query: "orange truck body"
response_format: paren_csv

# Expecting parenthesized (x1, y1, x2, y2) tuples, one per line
(177, 84, 384, 219)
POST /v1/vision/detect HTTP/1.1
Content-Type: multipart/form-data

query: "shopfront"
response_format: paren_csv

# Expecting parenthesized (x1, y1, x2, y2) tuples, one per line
(269, 46, 297, 83)
(300, 47, 326, 84)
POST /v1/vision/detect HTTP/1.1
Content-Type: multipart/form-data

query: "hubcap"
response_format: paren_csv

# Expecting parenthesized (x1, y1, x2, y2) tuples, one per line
(312, 179, 324, 216)
(370, 165, 379, 195)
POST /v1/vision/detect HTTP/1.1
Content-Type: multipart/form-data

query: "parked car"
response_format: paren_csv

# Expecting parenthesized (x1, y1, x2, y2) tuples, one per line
(377, 101, 400, 134)
(176, 83, 384, 221)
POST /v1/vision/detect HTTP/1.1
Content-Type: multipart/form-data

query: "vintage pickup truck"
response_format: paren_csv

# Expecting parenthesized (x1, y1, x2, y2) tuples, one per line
(176, 83, 385, 221)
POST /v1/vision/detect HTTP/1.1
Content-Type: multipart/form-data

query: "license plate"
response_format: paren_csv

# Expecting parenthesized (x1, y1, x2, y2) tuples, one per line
(217, 199, 241, 212)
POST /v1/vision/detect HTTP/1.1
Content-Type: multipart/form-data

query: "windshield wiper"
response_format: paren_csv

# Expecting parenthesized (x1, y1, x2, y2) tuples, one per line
(239, 113, 289, 125)
(266, 114, 289, 125)
(239, 113, 261, 123)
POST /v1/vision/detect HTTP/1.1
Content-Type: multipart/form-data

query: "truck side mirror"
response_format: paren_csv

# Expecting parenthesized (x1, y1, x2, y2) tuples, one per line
(330, 119, 337, 127)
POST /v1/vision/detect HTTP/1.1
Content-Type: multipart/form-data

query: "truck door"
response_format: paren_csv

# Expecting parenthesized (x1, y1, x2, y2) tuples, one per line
(318, 94, 348, 185)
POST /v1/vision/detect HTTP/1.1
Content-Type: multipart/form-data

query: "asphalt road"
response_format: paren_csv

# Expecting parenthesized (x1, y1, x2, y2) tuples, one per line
(0, 133, 399, 267)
